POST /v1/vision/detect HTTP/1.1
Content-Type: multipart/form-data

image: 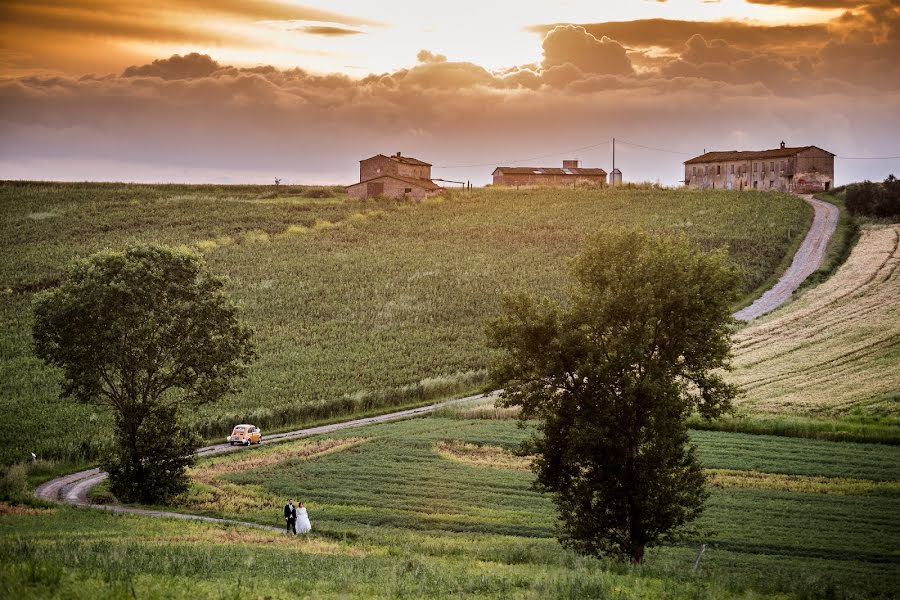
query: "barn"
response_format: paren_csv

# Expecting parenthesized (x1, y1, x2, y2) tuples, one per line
(492, 160, 607, 187)
(684, 142, 835, 193)
(347, 152, 443, 199)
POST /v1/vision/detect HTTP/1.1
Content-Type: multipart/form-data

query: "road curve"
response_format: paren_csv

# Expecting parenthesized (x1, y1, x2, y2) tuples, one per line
(34, 194, 837, 527)
(34, 392, 491, 528)
(733, 194, 838, 321)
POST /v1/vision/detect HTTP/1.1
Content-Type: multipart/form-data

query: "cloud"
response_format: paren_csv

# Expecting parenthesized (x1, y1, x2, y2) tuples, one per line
(122, 53, 222, 80)
(745, 0, 863, 7)
(541, 25, 634, 75)
(298, 25, 363, 36)
(2, 4, 899, 187)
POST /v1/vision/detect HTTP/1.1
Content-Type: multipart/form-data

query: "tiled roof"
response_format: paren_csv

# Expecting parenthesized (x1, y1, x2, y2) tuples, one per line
(684, 146, 834, 164)
(360, 154, 433, 167)
(492, 166, 608, 176)
(389, 154, 431, 166)
(347, 174, 441, 191)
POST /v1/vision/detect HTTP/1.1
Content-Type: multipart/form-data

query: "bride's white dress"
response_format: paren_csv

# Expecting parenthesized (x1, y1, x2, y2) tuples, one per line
(296, 507, 312, 534)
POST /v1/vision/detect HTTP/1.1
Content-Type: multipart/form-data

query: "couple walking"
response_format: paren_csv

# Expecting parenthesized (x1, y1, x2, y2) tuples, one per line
(283, 498, 311, 534)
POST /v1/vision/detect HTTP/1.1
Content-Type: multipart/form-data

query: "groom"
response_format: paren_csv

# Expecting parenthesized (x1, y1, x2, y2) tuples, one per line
(283, 498, 297, 534)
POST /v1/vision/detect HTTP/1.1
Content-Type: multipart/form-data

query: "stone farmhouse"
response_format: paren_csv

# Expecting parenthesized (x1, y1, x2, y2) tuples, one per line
(346, 152, 442, 199)
(492, 160, 607, 187)
(684, 142, 834, 193)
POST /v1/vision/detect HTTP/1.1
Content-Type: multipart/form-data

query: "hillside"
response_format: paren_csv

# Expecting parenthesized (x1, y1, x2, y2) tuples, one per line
(4, 417, 897, 598)
(0, 182, 812, 466)
(731, 224, 900, 416)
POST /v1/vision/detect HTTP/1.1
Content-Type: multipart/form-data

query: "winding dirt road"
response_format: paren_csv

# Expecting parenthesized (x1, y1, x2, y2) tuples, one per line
(34, 193, 837, 528)
(734, 194, 839, 321)
(34, 393, 489, 526)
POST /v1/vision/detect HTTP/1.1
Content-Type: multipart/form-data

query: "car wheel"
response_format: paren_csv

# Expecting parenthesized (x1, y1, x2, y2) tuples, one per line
(245, 440, 250, 446)
(229, 441, 234, 446)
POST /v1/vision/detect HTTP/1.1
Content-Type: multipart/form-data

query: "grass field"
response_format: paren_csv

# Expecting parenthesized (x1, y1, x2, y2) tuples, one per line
(3, 415, 897, 599)
(0, 182, 813, 467)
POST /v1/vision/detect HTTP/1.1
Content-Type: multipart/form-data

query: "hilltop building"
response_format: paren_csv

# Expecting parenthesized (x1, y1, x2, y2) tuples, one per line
(684, 142, 834, 193)
(492, 160, 607, 187)
(347, 152, 442, 199)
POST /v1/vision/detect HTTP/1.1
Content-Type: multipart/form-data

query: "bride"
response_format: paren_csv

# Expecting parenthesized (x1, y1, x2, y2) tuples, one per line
(296, 501, 312, 534)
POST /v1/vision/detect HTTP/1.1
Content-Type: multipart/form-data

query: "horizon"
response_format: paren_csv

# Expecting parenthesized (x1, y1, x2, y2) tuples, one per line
(2, 1, 899, 185)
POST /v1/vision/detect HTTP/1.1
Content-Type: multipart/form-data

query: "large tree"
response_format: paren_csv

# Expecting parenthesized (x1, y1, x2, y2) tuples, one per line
(488, 230, 740, 564)
(33, 245, 254, 503)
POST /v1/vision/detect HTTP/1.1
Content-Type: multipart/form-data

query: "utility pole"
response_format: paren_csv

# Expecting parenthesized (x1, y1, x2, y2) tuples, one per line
(612, 137, 616, 188)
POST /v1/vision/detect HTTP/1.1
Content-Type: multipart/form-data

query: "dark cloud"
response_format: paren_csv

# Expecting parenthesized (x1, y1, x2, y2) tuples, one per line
(745, 0, 864, 7)
(122, 53, 222, 80)
(529, 19, 829, 55)
(542, 25, 634, 75)
(298, 25, 363, 36)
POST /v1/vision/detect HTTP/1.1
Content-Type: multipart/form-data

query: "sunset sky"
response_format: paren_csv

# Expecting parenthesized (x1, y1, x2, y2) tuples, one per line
(1, 0, 898, 185)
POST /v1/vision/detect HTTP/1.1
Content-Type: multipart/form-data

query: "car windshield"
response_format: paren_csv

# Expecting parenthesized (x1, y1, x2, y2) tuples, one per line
(232, 427, 247, 433)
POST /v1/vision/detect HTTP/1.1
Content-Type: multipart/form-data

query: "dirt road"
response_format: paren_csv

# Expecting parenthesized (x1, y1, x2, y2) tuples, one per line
(733, 194, 839, 321)
(34, 393, 490, 526)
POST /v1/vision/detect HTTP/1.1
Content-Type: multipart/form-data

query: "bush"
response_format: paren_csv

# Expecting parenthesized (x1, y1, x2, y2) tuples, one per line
(845, 174, 900, 218)
(0, 464, 29, 502)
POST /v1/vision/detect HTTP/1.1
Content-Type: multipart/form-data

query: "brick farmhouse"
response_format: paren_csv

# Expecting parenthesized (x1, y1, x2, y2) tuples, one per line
(492, 160, 607, 187)
(347, 153, 442, 199)
(684, 143, 834, 193)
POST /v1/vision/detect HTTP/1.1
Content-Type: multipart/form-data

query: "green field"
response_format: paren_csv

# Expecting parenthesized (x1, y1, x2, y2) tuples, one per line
(0, 182, 813, 467)
(3, 415, 898, 599)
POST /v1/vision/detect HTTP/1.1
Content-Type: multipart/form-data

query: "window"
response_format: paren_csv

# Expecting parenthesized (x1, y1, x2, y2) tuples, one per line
(404, 187, 412, 193)
(716, 165, 721, 175)
(730, 165, 735, 175)
(692, 166, 696, 175)
(704, 166, 708, 175)
(770, 162, 775, 171)
(753, 162, 758, 172)
(770, 180, 774, 188)
(779, 160, 784, 172)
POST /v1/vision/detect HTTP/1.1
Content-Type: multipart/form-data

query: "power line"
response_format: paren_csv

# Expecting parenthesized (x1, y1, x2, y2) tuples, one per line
(836, 155, 900, 160)
(615, 138, 696, 156)
(434, 140, 611, 169)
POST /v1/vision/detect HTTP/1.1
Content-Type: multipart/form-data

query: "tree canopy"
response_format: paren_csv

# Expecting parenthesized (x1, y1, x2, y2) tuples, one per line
(488, 230, 740, 563)
(33, 245, 254, 503)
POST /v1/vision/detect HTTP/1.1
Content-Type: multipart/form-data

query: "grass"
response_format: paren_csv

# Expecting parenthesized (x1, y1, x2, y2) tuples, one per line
(2, 416, 897, 598)
(730, 224, 900, 418)
(0, 182, 813, 467)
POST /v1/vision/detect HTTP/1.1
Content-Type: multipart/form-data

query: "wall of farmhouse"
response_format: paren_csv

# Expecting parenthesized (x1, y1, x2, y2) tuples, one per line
(360, 156, 398, 181)
(687, 155, 833, 193)
(396, 163, 431, 179)
(493, 174, 606, 187)
(348, 176, 440, 200)
(794, 148, 835, 193)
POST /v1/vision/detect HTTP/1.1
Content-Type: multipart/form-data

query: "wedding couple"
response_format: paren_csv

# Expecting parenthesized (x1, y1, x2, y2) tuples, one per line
(283, 498, 311, 534)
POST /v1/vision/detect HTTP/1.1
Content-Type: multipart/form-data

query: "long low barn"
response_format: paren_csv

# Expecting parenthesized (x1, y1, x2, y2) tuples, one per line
(492, 160, 607, 187)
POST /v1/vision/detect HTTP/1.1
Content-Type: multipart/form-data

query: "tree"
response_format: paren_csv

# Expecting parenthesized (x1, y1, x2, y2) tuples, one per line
(33, 245, 254, 504)
(487, 230, 740, 564)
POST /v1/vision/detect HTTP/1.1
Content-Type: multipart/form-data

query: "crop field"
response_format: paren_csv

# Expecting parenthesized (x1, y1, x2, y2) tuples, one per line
(730, 224, 900, 417)
(3, 415, 898, 599)
(0, 181, 813, 467)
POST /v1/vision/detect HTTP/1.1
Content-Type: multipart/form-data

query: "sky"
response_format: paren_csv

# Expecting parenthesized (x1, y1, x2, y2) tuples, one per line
(1, 0, 899, 185)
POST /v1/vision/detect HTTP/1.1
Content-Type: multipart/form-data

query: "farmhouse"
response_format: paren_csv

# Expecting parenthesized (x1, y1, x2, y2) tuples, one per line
(684, 142, 834, 193)
(347, 152, 442, 199)
(492, 160, 607, 187)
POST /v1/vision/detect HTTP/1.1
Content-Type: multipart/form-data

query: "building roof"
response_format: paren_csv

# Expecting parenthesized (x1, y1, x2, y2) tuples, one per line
(346, 174, 442, 191)
(363, 153, 432, 167)
(684, 145, 834, 165)
(492, 166, 608, 176)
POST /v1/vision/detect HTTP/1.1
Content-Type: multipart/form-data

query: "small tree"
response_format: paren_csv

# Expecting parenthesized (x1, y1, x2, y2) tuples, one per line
(33, 245, 254, 504)
(487, 230, 740, 563)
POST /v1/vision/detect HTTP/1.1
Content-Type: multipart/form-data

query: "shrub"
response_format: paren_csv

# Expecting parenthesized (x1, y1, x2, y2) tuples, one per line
(845, 175, 900, 218)
(0, 464, 29, 502)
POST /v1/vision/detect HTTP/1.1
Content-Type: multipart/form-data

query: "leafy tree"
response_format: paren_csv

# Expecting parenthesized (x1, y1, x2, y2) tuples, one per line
(487, 230, 740, 564)
(845, 175, 900, 218)
(33, 245, 254, 504)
